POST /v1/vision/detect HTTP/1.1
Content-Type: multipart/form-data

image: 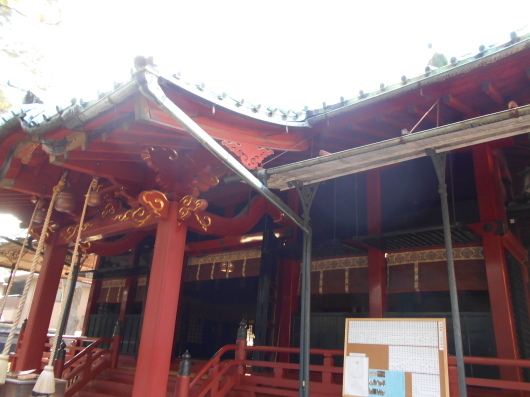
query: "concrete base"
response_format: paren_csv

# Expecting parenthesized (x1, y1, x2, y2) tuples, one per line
(0, 378, 66, 397)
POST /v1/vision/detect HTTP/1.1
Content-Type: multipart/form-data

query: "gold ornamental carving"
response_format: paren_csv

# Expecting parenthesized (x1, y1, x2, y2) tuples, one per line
(193, 213, 212, 232)
(102, 279, 127, 288)
(141, 146, 178, 167)
(188, 249, 261, 266)
(178, 195, 211, 232)
(138, 190, 169, 218)
(30, 225, 53, 243)
(101, 202, 118, 219)
(79, 242, 91, 253)
(112, 207, 152, 227)
(386, 246, 484, 265)
(61, 223, 92, 242)
(310, 256, 368, 271)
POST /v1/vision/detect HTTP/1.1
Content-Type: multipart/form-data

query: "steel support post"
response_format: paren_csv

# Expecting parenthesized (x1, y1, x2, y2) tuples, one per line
(428, 149, 467, 397)
(53, 254, 82, 362)
(295, 183, 318, 397)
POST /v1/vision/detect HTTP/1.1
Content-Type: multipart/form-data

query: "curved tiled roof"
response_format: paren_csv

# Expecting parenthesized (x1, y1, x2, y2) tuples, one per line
(1, 29, 528, 136)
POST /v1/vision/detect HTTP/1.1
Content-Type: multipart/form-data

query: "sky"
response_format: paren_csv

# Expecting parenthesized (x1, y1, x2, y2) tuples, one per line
(1, 0, 530, 234)
(2, 0, 530, 111)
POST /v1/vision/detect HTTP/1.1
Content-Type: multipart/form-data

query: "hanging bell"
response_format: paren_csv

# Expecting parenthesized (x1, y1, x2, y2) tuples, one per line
(55, 186, 76, 212)
(33, 207, 46, 223)
(87, 189, 101, 207)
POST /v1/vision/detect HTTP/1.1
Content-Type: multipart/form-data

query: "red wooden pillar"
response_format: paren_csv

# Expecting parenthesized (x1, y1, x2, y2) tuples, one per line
(473, 144, 522, 387)
(132, 203, 188, 397)
(367, 169, 387, 317)
(277, 190, 300, 354)
(15, 231, 69, 371)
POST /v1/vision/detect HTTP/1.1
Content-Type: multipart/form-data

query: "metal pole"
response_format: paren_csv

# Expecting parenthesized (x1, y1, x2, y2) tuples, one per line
(295, 184, 318, 397)
(428, 149, 467, 397)
(53, 255, 82, 362)
(299, 228, 312, 397)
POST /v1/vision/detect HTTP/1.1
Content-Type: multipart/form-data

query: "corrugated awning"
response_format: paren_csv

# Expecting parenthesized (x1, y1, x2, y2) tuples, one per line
(264, 105, 530, 190)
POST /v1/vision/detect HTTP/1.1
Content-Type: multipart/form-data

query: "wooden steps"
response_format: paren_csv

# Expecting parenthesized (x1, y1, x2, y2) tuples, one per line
(74, 368, 178, 397)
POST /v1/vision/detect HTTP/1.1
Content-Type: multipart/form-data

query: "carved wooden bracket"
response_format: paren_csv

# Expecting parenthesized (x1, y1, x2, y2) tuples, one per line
(141, 146, 178, 171)
(30, 224, 55, 244)
(221, 140, 274, 170)
(178, 195, 211, 231)
(61, 223, 93, 242)
(141, 146, 226, 197)
(14, 141, 40, 165)
(138, 190, 170, 218)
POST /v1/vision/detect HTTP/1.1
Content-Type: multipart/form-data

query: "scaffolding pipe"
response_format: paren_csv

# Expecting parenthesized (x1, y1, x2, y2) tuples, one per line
(299, 228, 312, 397)
(135, 68, 308, 234)
(428, 149, 468, 397)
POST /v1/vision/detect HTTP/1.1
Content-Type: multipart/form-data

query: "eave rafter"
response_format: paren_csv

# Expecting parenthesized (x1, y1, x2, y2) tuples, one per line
(375, 114, 410, 131)
(481, 82, 505, 105)
(136, 96, 309, 151)
(349, 122, 395, 140)
(443, 94, 480, 118)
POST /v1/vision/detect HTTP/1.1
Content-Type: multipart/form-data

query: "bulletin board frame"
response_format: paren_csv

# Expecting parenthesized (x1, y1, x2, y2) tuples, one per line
(343, 318, 449, 397)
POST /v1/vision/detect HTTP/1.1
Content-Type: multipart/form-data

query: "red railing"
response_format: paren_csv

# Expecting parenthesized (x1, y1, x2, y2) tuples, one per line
(59, 337, 113, 397)
(178, 339, 530, 397)
(177, 340, 344, 397)
(8, 333, 118, 396)
(448, 355, 530, 396)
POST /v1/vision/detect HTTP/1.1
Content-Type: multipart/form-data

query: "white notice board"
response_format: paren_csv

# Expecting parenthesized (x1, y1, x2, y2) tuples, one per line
(343, 318, 449, 397)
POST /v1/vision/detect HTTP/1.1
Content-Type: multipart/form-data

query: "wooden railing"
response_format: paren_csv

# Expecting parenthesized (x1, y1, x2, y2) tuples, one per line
(448, 356, 530, 396)
(58, 337, 113, 397)
(9, 332, 119, 397)
(177, 339, 344, 397)
(177, 338, 530, 397)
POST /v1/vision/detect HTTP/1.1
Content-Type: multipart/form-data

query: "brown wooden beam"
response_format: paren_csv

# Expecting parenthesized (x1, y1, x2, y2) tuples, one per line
(56, 151, 142, 163)
(2, 166, 62, 197)
(482, 82, 505, 105)
(375, 114, 408, 130)
(319, 129, 372, 148)
(348, 123, 395, 139)
(49, 157, 146, 183)
(443, 94, 479, 117)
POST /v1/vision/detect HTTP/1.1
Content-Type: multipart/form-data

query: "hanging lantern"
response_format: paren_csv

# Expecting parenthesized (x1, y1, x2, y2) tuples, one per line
(87, 188, 101, 207)
(55, 185, 75, 212)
